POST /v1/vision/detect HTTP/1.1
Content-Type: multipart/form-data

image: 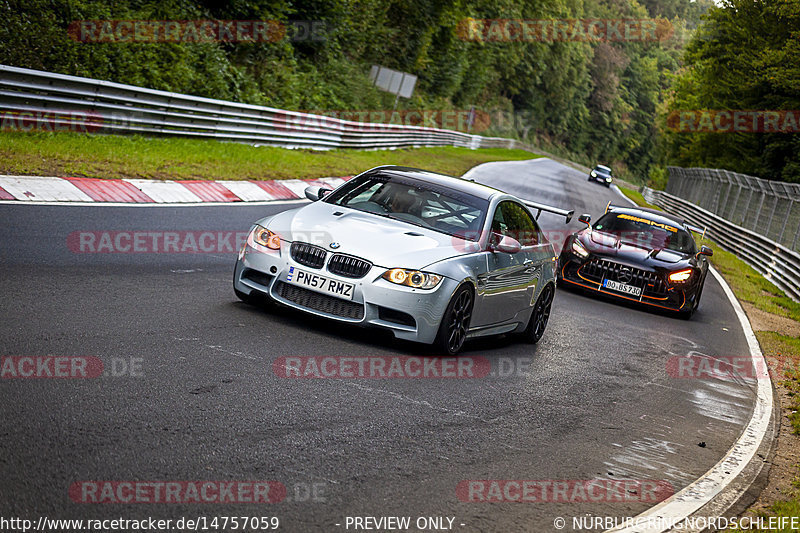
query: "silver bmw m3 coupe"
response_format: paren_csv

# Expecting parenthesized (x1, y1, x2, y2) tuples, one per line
(234, 166, 573, 354)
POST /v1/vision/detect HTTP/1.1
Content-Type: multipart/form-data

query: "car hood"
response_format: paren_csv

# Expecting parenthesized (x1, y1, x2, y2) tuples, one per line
(258, 201, 472, 270)
(578, 230, 690, 267)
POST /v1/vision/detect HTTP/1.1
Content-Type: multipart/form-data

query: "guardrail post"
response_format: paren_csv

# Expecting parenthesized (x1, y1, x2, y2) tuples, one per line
(779, 200, 794, 244)
(720, 175, 733, 218)
(730, 182, 743, 222)
(703, 170, 716, 210)
(693, 171, 704, 203)
(741, 187, 755, 226)
(678, 169, 691, 199)
(695, 170, 706, 205)
(753, 188, 767, 231)
(766, 195, 779, 240)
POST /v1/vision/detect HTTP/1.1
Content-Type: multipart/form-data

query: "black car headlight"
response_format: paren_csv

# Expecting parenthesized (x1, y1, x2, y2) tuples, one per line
(668, 268, 693, 283)
(571, 239, 590, 259)
(382, 269, 442, 289)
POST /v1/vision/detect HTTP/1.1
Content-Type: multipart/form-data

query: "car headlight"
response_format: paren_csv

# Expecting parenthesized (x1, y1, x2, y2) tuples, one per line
(382, 269, 442, 289)
(571, 239, 589, 258)
(590, 171, 597, 177)
(668, 268, 693, 282)
(249, 225, 281, 250)
(605, 177, 612, 181)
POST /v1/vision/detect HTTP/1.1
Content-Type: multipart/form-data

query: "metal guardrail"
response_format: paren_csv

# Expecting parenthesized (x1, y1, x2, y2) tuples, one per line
(0, 64, 530, 152)
(667, 166, 800, 254)
(643, 186, 800, 302)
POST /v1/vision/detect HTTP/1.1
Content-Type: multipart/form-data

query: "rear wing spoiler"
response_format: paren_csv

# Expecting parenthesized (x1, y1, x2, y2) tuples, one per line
(523, 200, 574, 224)
(606, 201, 707, 238)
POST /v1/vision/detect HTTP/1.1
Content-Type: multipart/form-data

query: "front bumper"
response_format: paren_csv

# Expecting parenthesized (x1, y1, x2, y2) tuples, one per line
(557, 253, 696, 312)
(589, 175, 612, 186)
(233, 241, 458, 344)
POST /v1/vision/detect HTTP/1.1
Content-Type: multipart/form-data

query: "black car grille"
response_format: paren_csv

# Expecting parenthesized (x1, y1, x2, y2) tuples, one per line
(275, 281, 364, 320)
(327, 254, 372, 279)
(290, 242, 327, 269)
(582, 258, 667, 296)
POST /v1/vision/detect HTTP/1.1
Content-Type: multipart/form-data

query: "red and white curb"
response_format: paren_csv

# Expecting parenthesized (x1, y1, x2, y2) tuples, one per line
(0, 175, 350, 205)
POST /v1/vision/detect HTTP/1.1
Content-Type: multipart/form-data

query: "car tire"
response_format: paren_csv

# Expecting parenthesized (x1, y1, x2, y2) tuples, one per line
(434, 285, 474, 355)
(522, 284, 554, 344)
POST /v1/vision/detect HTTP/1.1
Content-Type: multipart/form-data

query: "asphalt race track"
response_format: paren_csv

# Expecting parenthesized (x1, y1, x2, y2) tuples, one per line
(0, 159, 758, 532)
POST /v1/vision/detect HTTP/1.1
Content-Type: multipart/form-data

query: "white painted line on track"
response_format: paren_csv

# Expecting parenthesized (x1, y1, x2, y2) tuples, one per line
(611, 183, 634, 203)
(461, 157, 549, 181)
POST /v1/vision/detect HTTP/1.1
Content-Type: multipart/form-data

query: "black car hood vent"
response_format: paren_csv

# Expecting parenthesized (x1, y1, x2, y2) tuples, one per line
(651, 249, 685, 263)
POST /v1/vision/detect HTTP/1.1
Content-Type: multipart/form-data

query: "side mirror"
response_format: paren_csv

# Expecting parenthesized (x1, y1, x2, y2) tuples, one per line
(578, 214, 591, 226)
(489, 232, 521, 254)
(304, 186, 331, 202)
(699, 245, 713, 257)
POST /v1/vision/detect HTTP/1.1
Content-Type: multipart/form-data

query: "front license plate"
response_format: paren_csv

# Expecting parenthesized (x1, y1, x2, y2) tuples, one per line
(603, 279, 642, 297)
(287, 267, 355, 300)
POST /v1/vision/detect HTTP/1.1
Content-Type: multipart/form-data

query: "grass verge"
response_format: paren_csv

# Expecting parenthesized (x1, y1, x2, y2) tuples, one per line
(0, 131, 538, 180)
(617, 185, 800, 532)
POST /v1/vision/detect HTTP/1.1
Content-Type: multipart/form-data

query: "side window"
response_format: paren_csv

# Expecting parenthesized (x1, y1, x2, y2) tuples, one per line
(491, 201, 539, 246)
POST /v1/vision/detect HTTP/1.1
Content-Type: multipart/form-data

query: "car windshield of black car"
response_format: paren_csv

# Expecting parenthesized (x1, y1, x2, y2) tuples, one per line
(594, 213, 696, 254)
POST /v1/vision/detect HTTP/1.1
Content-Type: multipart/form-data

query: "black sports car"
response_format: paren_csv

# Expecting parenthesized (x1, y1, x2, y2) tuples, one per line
(557, 205, 713, 318)
(588, 164, 613, 187)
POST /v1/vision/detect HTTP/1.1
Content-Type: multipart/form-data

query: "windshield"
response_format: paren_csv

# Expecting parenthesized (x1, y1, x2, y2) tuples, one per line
(324, 173, 489, 241)
(593, 213, 696, 254)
